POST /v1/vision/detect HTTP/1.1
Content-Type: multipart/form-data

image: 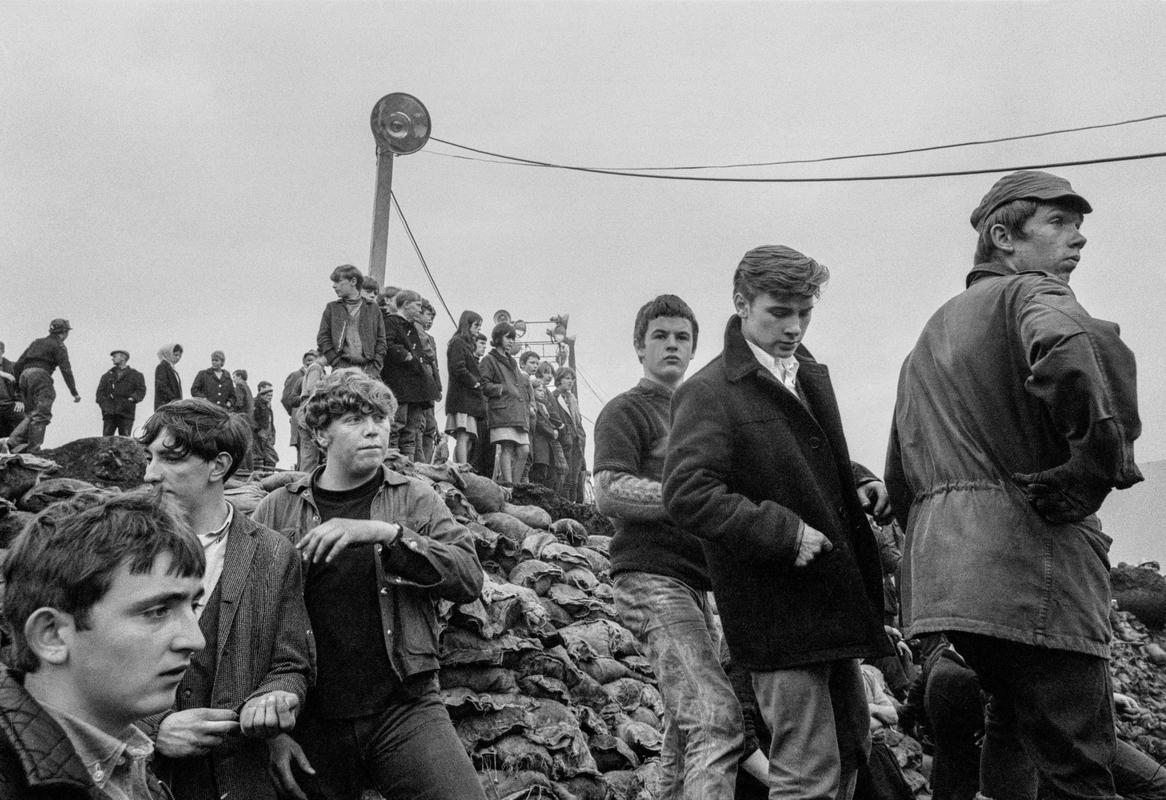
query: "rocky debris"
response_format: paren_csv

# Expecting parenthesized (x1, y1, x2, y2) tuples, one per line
(1110, 606, 1166, 762)
(38, 436, 148, 489)
(1113, 563, 1166, 629)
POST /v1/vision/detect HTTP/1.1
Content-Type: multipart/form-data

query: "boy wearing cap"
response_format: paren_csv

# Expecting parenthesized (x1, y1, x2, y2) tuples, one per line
(96, 349, 147, 436)
(252, 381, 279, 469)
(7, 318, 82, 453)
(885, 170, 1143, 799)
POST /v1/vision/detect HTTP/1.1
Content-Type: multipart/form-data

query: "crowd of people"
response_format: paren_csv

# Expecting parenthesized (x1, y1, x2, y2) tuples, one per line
(0, 169, 1157, 800)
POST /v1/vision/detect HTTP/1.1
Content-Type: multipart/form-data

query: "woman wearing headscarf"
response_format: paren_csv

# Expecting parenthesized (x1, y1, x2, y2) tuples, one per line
(154, 343, 183, 410)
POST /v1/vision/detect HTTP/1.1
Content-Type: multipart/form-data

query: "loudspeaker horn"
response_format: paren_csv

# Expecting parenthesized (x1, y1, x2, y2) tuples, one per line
(512, 320, 527, 338)
(493, 309, 512, 325)
(370, 93, 431, 155)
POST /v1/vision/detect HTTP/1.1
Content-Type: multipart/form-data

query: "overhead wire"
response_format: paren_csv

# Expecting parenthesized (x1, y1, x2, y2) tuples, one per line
(428, 139, 1166, 183)
(434, 112, 1166, 171)
(390, 191, 458, 326)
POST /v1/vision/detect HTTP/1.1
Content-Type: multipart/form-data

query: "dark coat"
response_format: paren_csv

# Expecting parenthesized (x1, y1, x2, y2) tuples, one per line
(316, 299, 387, 373)
(0, 667, 170, 799)
(444, 335, 486, 417)
(95, 366, 146, 418)
(479, 349, 528, 429)
(663, 315, 888, 671)
(382, 314, 432, 404)
(143, 513, 314, 800)
(190, 369, 236, 410)
(154, 361, 182, 410)
(885, 263, 1143, 657)
(553, 389, 585, 456)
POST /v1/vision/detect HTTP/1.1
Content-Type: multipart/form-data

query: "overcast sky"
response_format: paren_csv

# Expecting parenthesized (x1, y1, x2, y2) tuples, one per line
(5, 1, 1165, 557)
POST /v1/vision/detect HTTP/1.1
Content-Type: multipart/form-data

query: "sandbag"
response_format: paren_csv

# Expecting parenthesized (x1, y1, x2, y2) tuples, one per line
(584, 534, 612, 556)
(588, 734, 640, 772)
(439, 666, 518, 694)
(509, 559, 564, 596)
(224, 483, 268, 516)
(18, 477, 104, 513)
(435, 480, 480, 522)
(519, 675, 574, 705)
(578, 547, 611, 575)
(562, 566, 600, 592)
(474, 734, 554, 776)
(560, 619, 641, 660)
(440, 688, 527, 718)
(259, 471, 303, 492)
(455, 705, 527, 749)
(550, 517, 589, 546)
(482, 511, 539, 546)
(479, 770, 556, 800)
(462, 471, 507, 514)
(541, 542, 592, 572)
(522, 531, 559, 560)
(504, 501, 553, 530)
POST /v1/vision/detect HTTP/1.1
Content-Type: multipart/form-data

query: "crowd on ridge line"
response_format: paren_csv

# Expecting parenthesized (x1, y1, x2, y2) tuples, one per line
(0, 169, 1157, 800)
(0, 265, 591, 500)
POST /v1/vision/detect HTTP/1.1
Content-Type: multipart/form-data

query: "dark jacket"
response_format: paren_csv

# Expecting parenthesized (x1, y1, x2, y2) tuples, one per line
(0, 667, 170, 799)
(14, 336, 79, 396)
(479, 349, 528, 430)
(317, 299, 386, 373)
(553, 389, 585, 455)
(885, 264, 1143, 658)
(444, 335, 486, 418)
(154, 362, 182, 410)
(0, 358, 18, 408)
(381, 314, 432, 404)
(95, 366, 146, 418)
(663, 315, 888, 671)
(142, 513, 314, 800)
(252, 469, 483, 681)
(190, 369, 236, 410)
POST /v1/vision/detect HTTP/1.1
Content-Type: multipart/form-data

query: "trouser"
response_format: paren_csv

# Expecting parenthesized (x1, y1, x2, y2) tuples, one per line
(253, 432, 279, 469)
(947, 632, 1118, 800)
(391, 402, 426, 461)
(420, 403, 438, 463)
(925, 653, 984, 800)
(751, 658, 870, 800)
(295, 686, 486, 800)
(298, 419, 322, 472)
(102, 414, 135, 436)
(613, 572, 743, 800)
(8, 368, 55, 451)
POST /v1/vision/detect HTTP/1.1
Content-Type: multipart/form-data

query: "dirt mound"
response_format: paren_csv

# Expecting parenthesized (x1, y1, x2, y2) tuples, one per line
(38, 437, 148, 490)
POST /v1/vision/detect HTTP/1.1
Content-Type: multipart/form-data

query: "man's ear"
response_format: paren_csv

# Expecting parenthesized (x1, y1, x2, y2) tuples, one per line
(733, 292, 749, 318)
(209, 452, 234, 482)
(989, 223, 1016, 254)
(24, 608, 73, 666)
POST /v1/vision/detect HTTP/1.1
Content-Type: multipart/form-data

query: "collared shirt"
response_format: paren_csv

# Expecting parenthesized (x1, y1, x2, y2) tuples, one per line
(744, 338, 799, 394)
(41, 702, 156, 800)
(196, 502, 234, 618)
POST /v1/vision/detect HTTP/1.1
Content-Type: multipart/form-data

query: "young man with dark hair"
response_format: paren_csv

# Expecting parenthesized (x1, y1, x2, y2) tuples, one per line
(138, 399, 314, 800)
(7, 317, 82, 452)
(886, 171, 1143, 799)
(190, 351, 236, 411)
(253, 370, 485, 800)
(596, 294, 746, 799)
(97, 349, 147, 436)
(317, 264, 387, 378)
(664, 246, 892, 800)
(416, 299, 443, 463)
(0, 489, 206, 797)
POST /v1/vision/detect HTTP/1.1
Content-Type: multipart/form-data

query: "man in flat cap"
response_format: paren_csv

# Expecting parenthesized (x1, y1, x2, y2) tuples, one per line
(885, 171, 1143, 799)
(7, 318, 82, 453)
(96, 348, 146, 436)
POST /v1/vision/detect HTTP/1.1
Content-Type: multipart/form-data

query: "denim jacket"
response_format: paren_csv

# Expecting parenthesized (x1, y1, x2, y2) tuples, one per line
(252, 468, 483, 679)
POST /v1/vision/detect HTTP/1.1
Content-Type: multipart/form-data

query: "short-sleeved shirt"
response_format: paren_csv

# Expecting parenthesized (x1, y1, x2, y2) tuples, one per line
(595, 379, 710, 590)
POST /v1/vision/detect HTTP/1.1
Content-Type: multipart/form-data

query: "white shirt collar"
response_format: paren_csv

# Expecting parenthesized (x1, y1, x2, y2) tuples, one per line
(744, 339, 799, 394)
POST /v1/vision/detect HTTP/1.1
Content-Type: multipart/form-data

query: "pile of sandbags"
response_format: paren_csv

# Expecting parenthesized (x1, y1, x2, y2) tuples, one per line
(1110, 606, 1166, 762)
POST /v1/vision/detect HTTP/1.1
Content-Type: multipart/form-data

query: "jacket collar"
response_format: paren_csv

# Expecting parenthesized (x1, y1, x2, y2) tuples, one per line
(965, 260, 1062, 289)
(285, 464, 409, 496)
(0, 667, 99, 792)
(721, 315, 819, 384)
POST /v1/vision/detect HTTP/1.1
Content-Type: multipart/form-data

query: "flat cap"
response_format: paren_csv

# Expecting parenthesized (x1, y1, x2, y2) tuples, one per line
(970, 170, 1092, 230)
(49, 318, 72, 333)
(110, 349, 130, 359)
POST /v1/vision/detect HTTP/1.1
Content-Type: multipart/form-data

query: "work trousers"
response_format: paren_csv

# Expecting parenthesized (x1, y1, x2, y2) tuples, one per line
(8, 368, 54, 451)
(614, 572, 743, 800)
(391, 401, 426, 461)
(102, 413, 135, 436)
(295, 684, 485, 800)
(751, 658, 870, 800)
(948, 632, 1118, 800)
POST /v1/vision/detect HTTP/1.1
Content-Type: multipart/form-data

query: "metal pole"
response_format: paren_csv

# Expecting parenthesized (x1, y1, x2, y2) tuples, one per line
(369, 148, 394, 285)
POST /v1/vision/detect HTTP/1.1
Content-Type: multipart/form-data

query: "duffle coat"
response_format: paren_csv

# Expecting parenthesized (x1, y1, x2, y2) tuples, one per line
(478, 349, 528, 430)
(444, 335, 486, 418)
(663, 315, 888, 671)
(885, 263, 1143, 658)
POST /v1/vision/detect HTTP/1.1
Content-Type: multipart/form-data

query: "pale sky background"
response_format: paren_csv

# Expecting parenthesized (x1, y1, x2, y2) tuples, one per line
(5, 2, 1165, 562)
